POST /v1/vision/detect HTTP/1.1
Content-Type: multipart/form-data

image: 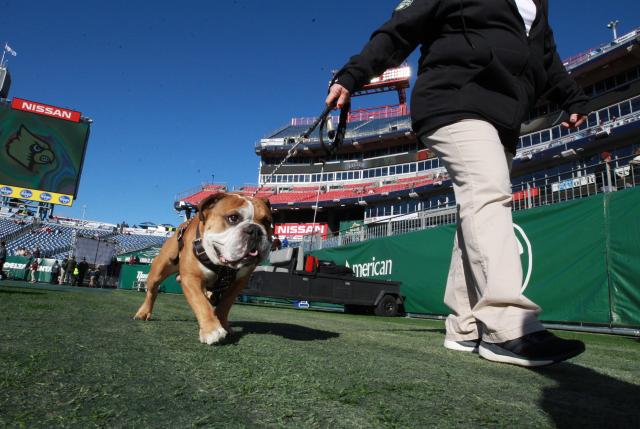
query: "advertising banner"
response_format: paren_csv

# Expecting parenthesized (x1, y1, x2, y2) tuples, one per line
(118, 264, 182, 294)
(606, 190, 640, 326)
(275, 223, 329, 240)
(0, 184, 73, 206)
(1, 256, 56, 283)
(0, 99, 90, 204)
(312, 190, 640, 327)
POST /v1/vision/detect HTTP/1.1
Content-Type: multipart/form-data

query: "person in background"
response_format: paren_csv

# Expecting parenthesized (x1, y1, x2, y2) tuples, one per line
(71, 265, 80, 286)
(595, 151, 613, 192)
(33, 246, 41, 259)
(77, 257, 89, 287)
(0, 241, 7, 281)
(271, 236, 282, 251)
(29, 258, 39, 283)
(59, 256, 68, 284)
(630, 147, 640, 179)
(89, 267, 99, 288)
(281, 237, 289, 248)
(326, 0, 588, 366)
(50, 260, 60, 285)
(65, 256, 77, 285)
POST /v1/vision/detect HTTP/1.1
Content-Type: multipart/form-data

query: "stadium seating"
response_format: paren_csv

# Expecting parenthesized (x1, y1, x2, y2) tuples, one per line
(0, 218, 27, 239)
(3, 219, 168, 259)
(7, 224, 77, 257)
(112, 233, 166, 254)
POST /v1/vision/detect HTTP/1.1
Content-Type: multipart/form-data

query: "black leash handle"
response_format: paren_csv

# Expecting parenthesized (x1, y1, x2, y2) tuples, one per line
(251, 102, 349, 197)
(301, 103, 350, 159)
(302, 104, 334, 139)
(320, 101, 350, 158)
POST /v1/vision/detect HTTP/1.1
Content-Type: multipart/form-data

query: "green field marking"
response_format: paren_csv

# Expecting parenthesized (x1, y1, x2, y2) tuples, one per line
(0, 282, 638, 428)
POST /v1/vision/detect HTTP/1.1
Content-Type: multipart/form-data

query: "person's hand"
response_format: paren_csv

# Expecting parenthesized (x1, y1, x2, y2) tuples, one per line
(561, 113, 587, 129)
(326, 83, 351, 109)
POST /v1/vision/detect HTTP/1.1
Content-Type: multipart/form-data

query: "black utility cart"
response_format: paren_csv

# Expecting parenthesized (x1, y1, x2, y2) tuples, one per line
(245, 247, 404, 317)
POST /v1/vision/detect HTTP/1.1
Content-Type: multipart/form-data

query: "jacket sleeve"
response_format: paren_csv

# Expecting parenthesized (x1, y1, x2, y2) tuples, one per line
(542, 6, 590, 114)
(332, 0, 439, 93)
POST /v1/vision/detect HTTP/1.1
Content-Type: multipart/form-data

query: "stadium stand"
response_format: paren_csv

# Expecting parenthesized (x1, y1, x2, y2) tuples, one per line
(0, 218, 28, 239)
(112, 233, 167, 254)
(167, 30, 640, 248)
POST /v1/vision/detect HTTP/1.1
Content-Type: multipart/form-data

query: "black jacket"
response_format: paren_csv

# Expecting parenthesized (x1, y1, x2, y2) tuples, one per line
(333, 0, 589, 152)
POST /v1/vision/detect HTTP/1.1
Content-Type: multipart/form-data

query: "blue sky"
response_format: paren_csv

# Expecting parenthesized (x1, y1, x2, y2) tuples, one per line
(2, 0, 639, 225)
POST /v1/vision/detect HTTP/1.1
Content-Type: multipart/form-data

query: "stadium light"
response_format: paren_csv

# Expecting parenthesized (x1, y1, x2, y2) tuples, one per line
(607, 20, 620, 40)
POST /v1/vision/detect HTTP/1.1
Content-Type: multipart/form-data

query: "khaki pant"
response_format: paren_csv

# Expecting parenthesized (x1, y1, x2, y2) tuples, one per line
(420, 120, 544, 343)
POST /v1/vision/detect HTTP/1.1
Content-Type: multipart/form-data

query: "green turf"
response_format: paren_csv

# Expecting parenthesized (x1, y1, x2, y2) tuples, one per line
(0, 281, 638, 428)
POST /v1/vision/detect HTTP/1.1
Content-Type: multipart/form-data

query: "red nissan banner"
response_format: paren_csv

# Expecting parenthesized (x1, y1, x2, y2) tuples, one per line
(275, 223, 329, 240)
(11, 98, 82, 123)
(513, 187, 540, 202)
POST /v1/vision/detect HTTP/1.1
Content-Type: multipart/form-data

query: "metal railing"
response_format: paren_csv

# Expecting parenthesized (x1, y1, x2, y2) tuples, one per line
(562, 27, 639, 70)
(302, 154, 640, 251)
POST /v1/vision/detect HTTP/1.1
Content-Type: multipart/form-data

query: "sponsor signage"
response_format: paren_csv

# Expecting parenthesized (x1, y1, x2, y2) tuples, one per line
(551, 174, 595, 192)
(11, 97, 82, 123)
(513, 187, 540, 202)
(0, 183, 74, 206)
(346, 256, 394, 278)
(275, 223, 329, 240)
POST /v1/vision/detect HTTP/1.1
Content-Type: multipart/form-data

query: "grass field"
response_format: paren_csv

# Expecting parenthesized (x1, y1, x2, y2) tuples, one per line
(0, 281, 638, 428)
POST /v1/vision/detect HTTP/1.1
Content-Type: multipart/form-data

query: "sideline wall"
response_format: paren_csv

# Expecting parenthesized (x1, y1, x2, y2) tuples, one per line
(312, 188, 640, 327)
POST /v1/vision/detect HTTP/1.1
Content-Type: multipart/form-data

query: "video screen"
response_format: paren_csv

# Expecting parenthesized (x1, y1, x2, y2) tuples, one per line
(0, 101, 90, 197)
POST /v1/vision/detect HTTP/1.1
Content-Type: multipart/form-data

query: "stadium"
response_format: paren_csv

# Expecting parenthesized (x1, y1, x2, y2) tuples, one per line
(1, 10, 640, 429)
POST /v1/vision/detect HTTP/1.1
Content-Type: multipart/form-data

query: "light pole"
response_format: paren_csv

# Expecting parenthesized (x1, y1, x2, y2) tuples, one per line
(82, 204, 87, 224)
(607, 20, 620, 41)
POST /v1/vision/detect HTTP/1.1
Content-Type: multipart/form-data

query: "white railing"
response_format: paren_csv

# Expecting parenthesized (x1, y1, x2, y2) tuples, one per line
(303, 154, 640, 251)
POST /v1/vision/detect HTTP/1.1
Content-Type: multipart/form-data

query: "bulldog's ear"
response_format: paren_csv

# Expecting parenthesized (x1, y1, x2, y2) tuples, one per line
(198, 193, 225, 222)
(261, 197, 271, 211)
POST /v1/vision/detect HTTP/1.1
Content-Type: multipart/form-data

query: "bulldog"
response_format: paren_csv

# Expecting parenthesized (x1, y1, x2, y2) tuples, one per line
(134, 193, 272, 345)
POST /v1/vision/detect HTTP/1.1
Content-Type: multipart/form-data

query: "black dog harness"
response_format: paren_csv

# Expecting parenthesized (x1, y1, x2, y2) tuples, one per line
(173, 220, 239, 305)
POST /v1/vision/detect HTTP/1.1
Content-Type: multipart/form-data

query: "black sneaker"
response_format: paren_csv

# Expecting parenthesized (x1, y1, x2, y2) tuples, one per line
(479, 330, 585, 367)
(444, 338, 480, 353)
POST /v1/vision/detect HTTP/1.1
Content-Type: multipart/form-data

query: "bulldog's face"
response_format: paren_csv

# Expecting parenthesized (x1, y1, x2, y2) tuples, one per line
(197, 193, 272, 270)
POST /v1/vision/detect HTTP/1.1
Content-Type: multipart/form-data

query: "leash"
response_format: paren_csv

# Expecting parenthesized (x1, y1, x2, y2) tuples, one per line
(252, 102, 350, 198)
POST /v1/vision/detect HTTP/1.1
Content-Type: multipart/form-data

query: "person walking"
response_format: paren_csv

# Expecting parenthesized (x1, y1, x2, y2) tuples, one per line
(59, 257, 68, 284)
(50, 260, 60, 285)
(65, 256, 77, 285)
(0, 241, 7, 281)
(71, 266, 80, 286)
(29, 258, 39, 283)
(326, 0, 588, 366)
(77, 258, 89, 287)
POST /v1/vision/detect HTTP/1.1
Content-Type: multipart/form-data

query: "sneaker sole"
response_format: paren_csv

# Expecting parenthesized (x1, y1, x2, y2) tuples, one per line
(444, 339, 479, 353)
(479, 343, 584, 367)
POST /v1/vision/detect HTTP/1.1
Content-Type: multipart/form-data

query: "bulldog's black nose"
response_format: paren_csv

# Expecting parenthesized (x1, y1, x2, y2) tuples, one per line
(245, 224, 262, 239)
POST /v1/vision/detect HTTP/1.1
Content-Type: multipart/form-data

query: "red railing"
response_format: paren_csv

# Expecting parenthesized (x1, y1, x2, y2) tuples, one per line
(291, 104, 409, 126)
(562, 27, 639, 69)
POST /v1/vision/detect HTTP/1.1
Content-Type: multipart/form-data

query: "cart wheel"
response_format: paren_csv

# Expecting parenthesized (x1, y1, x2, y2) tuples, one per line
(374, 295, 398, 317)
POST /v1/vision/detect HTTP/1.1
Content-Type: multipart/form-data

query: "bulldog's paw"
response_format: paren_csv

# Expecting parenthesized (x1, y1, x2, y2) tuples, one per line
(133, 309, 152, 321)
(199, 326, 228, 345)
